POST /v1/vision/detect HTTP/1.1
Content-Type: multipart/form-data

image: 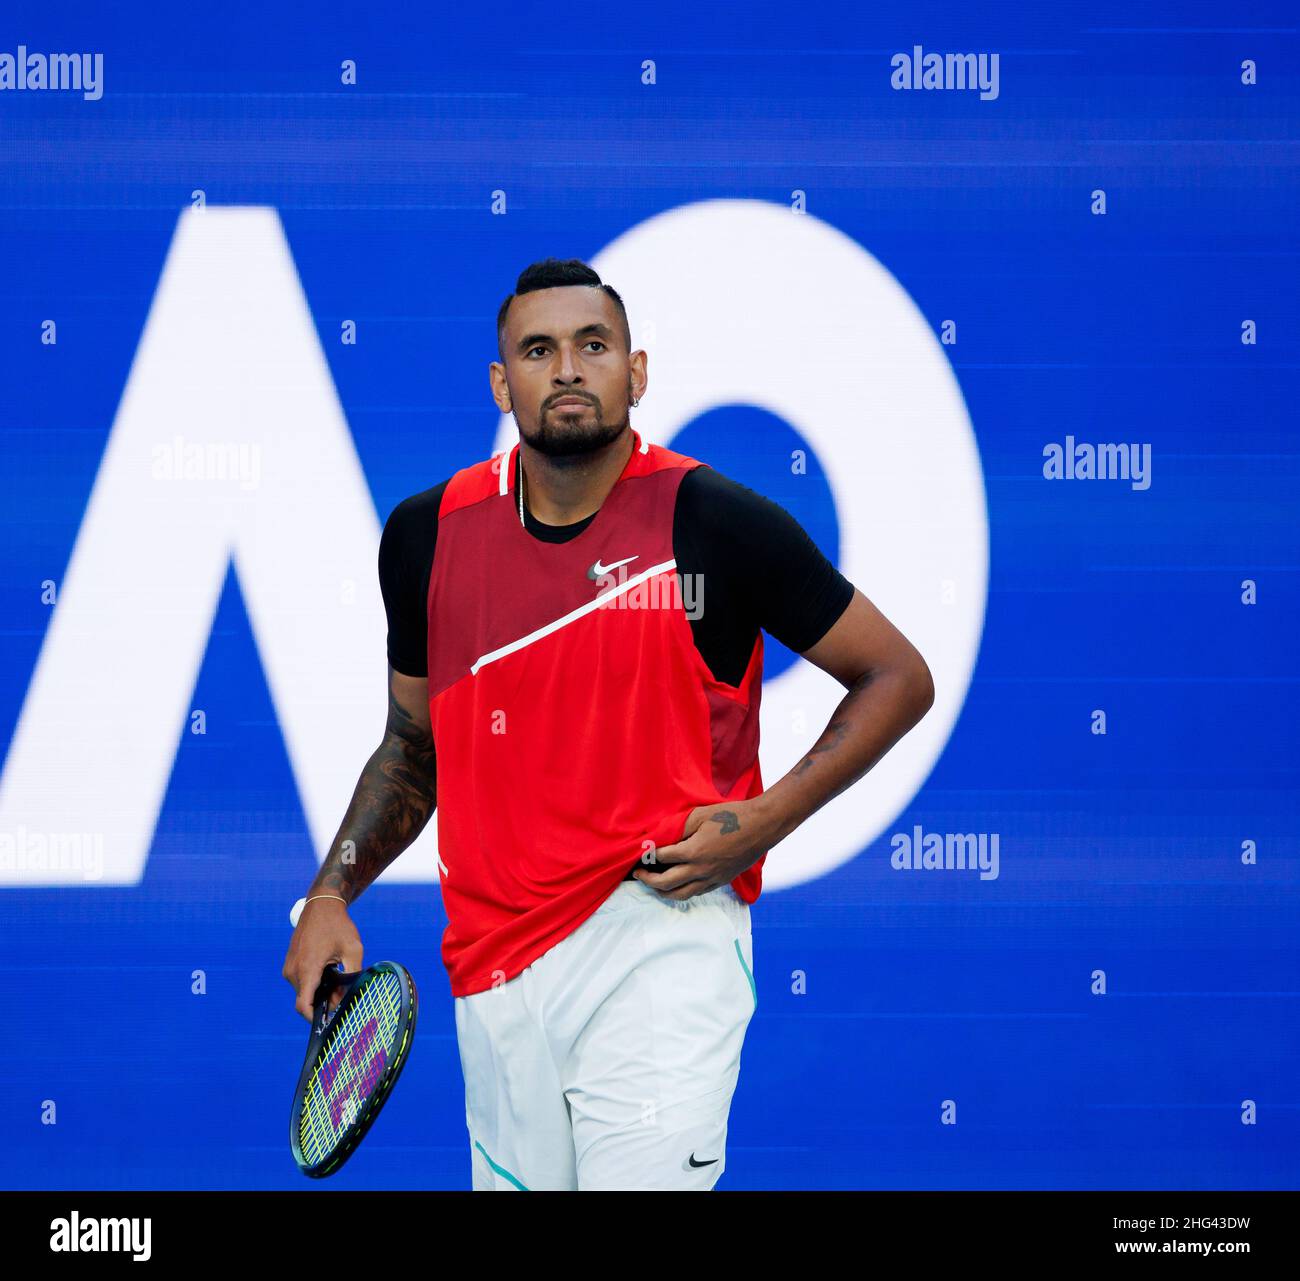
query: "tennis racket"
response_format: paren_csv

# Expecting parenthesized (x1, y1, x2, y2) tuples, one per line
(289, 960, 418, 1178)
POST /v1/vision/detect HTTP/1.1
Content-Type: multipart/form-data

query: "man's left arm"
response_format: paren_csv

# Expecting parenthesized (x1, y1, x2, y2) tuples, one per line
(757, 585, 934, 847)
(636, 465, 936, 899)
(636, 585, 933, 898)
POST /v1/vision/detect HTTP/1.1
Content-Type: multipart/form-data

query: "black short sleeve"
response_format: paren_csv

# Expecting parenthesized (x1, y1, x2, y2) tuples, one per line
(673, 465, 856, 684)
(378, 482, 446, 678)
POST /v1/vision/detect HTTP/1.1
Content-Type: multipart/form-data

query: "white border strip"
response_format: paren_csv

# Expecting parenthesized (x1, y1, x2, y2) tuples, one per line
(470, 559, 676, 676)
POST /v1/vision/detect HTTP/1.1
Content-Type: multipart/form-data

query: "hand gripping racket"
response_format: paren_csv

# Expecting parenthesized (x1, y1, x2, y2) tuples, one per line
(289, 960, 418, 1178)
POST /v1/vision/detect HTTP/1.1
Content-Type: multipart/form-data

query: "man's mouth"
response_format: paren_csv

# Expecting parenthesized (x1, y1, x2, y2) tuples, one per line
(550, 398, 593, 410)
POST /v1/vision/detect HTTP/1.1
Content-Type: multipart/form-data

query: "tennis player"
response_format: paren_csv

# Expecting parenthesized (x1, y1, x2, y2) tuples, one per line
(283, 257, 935, 1190)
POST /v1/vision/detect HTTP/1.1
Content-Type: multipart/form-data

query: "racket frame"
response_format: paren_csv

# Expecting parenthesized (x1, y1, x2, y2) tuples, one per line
(289, 959, 418, 1178)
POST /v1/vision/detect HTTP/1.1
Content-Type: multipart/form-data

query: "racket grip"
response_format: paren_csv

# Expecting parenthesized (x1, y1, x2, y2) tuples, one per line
(311, 963, 356, 1032)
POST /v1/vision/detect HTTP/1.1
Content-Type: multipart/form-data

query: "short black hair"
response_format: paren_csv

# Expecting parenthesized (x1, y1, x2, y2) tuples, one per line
(496, 257, 630, 362)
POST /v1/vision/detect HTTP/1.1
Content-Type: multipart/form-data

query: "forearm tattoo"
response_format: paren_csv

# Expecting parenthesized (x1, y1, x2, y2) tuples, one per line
(792, 671, 873, 777)
(309, 682, 438, 904)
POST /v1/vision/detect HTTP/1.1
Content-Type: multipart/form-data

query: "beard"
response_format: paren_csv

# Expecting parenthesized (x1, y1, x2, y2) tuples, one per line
(518, 398, 629, 459)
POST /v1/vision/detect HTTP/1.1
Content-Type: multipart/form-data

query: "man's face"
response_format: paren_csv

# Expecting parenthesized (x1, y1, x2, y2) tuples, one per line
(490, 285, 645, 459)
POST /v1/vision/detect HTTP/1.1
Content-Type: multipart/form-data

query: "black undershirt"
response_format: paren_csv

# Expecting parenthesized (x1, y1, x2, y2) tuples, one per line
(379, 462, 855, 688)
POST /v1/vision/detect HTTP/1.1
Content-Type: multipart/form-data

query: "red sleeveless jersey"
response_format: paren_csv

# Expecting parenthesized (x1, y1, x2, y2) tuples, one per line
(426, 429, 767, 996)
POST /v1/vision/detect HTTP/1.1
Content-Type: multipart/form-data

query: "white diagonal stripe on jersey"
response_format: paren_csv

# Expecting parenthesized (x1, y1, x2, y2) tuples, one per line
(469, 558, 676, 676)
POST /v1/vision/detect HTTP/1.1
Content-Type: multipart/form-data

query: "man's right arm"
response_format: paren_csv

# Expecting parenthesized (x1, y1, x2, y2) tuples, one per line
(281, 665, 436, 1018)
(307, 666, 436, 906)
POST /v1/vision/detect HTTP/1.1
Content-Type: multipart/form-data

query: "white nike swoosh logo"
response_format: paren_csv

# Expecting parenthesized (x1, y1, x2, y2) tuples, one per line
(589, 555, 639, 577)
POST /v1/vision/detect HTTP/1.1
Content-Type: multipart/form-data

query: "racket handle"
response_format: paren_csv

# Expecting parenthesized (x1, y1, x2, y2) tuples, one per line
(315, 961, 347, 990)
(311, 962, 358, 1033)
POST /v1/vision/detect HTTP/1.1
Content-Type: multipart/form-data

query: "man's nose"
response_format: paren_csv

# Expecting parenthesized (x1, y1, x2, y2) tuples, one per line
(554, 345, 583, 383)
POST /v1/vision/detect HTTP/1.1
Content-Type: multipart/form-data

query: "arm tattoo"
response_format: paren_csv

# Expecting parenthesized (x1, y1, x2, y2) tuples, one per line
(792, 671, 872, 776)
(309, 682, 438, 905)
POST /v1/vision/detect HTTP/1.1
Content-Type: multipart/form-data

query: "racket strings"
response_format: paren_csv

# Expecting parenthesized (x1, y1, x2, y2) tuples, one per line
(299, 971, 404, 1164)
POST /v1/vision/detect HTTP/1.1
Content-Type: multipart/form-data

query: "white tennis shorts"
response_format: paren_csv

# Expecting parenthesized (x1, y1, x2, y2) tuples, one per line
(453, 876, 757, 1190)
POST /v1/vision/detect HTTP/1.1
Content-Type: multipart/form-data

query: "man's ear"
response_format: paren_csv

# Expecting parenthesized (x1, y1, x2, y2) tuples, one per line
(488, 361, 513, 413)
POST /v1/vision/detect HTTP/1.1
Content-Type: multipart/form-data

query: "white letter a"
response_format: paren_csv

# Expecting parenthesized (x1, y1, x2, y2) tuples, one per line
(0, 207, 436, 884)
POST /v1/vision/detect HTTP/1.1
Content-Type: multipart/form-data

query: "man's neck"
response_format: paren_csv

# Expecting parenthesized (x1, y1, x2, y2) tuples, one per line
(519, 429, 634, 527)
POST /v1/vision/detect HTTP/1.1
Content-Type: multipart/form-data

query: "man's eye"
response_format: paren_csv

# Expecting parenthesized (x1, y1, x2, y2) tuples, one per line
(526, 341, 603, 357)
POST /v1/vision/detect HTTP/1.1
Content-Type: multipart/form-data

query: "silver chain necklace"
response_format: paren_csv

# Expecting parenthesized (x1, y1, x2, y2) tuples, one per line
(516, 448, 526, 528)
